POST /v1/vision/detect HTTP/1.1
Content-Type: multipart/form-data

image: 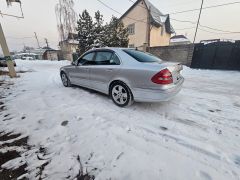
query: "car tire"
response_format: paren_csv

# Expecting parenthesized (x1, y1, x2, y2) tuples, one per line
(61, 72, 71, 87)
(110, 82, 133, 107)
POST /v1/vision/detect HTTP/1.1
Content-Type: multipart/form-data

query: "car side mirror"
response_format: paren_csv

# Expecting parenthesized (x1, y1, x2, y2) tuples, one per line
(71, 61, 77, 66)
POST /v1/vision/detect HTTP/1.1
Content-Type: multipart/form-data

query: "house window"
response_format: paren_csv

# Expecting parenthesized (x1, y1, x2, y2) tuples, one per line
(129, 44, 135, 48)
(127, 24, 135, 35)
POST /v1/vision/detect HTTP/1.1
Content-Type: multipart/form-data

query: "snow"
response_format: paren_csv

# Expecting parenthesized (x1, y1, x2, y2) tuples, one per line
(160, 15, 168, 23)
(170, 38, 190, 43)
(15, 53, 38, 56)
(1, 59, 240, 180)
(68, 39, 79, 44)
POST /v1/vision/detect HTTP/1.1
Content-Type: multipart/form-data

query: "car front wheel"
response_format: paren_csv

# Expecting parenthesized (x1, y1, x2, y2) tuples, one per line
(61, 72, 71, 87)
(110, 82, 133, 107)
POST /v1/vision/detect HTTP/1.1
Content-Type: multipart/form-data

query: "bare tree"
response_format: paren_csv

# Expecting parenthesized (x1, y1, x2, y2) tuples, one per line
(55, 0, 77, 41)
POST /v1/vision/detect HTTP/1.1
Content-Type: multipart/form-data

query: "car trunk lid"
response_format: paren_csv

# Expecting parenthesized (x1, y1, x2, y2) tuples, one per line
(161, 62, 183, 84)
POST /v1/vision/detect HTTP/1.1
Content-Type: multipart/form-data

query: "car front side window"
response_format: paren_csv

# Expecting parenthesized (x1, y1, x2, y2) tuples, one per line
(78, 52, 95, 66)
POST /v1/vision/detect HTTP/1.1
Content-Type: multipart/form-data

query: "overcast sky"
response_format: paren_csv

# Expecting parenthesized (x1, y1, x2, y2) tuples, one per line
(0, 0, 240, 53)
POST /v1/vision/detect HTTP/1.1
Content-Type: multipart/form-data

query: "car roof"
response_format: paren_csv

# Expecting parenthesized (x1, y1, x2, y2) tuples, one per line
(88, 47, 136, 52)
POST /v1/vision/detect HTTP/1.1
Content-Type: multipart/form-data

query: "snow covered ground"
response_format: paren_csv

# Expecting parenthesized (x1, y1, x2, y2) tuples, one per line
(1, 59, 240, 180)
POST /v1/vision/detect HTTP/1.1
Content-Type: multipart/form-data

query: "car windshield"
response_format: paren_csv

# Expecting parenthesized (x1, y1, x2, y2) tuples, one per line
(123, 49, 162, 63)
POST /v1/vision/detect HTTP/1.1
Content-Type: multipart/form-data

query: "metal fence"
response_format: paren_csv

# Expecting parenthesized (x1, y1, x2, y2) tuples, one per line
(191, 41, 240, 70)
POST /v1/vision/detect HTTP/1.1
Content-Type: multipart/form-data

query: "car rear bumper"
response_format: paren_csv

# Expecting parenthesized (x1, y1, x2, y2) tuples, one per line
(133, 78, 184, 102)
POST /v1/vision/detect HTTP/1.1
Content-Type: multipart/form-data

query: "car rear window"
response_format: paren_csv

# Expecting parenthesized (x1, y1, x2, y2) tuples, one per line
(123, 49, 162, 63)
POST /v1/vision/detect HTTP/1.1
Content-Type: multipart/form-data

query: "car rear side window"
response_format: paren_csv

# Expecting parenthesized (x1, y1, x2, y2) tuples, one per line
(110, 53, 120, 65)
(123, 49, 162, 63)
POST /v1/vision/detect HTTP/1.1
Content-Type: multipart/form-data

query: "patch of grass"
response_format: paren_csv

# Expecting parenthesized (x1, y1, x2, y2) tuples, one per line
(75, 155, 95, 180)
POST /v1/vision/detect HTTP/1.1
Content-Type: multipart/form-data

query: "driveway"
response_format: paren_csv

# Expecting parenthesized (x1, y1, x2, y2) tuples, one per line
(0, 59, 240, 180)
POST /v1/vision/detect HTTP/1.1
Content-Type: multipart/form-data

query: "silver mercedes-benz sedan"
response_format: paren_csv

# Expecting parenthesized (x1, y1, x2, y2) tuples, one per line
(60, 48, 184, 107)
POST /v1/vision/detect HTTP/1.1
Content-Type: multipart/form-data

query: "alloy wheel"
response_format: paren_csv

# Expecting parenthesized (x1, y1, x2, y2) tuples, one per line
(61, 73, 68, 87)
(112, 85, 128, 105)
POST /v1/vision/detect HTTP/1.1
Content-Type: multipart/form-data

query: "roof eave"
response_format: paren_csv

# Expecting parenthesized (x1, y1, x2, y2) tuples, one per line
(119, 0, 143, 21)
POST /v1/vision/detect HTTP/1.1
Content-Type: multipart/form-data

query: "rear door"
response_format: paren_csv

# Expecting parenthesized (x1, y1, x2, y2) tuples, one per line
(88, 51, 121, 93)
(69, 52, 95, 88)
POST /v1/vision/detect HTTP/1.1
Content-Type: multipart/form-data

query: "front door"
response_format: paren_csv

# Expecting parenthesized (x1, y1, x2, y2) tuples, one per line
(69, 52, 95, 88)
(88, 51, 121, 93)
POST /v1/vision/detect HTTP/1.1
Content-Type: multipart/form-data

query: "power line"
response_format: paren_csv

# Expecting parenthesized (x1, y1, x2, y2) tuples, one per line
(127, 0, 146, 9)
(170, 1, 240, 15)
(127, 0, 167, 18)
(96, 0, 147, 23)
(6, 36, 34, 39)
(99, 0, 195, 26)
(97, 0, 121, 15)
(97, 0, 240, 36)
(126, 0, 240, 34)
(171, 20, 240, 34)
(165, 0, 197, 8)
(174, 27, 196, 30)
(199, 28, 240, 34)
(199, 24, 240, 34)
(171, 18, 196, 24)
(173, 24, 240, 34)
(127, 0, 240, 30)
(127, 0, 240, 21)
(98, 0, 196, 34)
(126, 0, 198, 35)
(128, 0, 197, 9)
(171, 18, 240, 34)
(193, 0, 204, 43)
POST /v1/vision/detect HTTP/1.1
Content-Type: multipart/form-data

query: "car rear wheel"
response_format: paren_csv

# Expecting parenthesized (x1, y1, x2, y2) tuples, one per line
(110, 82, 133, 107)
(61, 72, 71, 87)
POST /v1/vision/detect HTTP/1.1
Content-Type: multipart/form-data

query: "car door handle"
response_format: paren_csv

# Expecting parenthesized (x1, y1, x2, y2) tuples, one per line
(106, 68, 113, 72)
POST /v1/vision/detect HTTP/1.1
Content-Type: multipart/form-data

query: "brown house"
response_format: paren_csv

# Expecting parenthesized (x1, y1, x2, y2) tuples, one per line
(59, 33, 78, 61)
(42, 47, 59, 61)
(120, 0, 174, 48)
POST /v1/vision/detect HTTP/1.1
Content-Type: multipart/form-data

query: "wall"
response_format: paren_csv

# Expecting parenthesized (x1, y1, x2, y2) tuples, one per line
(149, 44, 194, 66)
(121, 0, 148, 48)
(59, 42, 78, 61)
(46, 51, 58, 61)
(150, 25, 171, 47)
(170, 41, 191, 46)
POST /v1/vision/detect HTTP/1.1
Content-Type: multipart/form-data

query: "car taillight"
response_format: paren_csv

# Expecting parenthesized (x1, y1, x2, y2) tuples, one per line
(151, 69, 173, 85)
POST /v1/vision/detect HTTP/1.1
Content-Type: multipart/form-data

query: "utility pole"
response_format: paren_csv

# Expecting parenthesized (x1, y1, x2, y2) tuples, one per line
(146, 6, 151, 52)
(193, 0, 204, 43)
(45, 38, 49, 48)
(45, 38, 52, 60)
(0, 23, 17, 77)
(34, 32, 40, 48)
(0, 0, 24, 78)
